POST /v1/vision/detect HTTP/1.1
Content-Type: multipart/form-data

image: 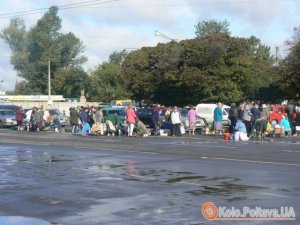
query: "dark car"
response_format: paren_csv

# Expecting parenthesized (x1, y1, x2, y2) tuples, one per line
(136, 108, 155, 128)
(136, 107, 166, 128)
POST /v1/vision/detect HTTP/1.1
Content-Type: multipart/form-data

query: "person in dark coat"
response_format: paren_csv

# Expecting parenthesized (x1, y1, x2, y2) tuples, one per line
(229, 103, 238, 138)
(70, 107, 80, 133)
(80, 108, 89, 124)
(251, 103, 261, 131)
(152, 108, 160, 135)
(286, 101, 296, 135)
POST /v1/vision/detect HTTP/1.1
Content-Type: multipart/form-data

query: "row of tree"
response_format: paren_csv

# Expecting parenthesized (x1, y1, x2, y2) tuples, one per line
(1, 7, 299, 105)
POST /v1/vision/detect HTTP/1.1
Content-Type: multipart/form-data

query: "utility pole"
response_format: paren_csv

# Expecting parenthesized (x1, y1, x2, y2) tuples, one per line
(48, 60, 52, 105)
(275, 45, 279, 66)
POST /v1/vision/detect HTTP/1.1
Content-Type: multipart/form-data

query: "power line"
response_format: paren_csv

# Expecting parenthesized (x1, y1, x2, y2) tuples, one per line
(89, 0, 300, 9)
(0, 0, 298, 18)
(0, 0, 119, 19)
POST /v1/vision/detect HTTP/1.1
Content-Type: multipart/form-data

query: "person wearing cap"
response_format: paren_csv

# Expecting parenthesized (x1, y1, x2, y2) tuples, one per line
(280, 115, 291, 136)
(261, 104, 270, 120)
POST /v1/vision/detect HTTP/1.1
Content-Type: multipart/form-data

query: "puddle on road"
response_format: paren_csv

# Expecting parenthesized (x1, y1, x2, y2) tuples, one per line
(185, 182, 267, 199)
(0, 216, 53, 225)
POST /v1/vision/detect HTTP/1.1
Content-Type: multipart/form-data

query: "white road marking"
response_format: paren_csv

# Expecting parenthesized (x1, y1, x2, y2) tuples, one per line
(142, 142, 237, 149)
(0, 141, 157, 154)
(259, 192, 300, 200)
(0, 140, 50, 146)
(209, 157, 300, 167)
(283, 150, 300, 153)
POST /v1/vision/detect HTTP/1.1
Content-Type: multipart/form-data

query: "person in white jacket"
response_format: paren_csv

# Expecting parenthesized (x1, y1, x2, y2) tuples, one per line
(171, 106, 181, 136)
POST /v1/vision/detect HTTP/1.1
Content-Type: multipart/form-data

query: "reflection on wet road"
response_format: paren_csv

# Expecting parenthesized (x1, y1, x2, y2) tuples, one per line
(0, 144, 299, 225)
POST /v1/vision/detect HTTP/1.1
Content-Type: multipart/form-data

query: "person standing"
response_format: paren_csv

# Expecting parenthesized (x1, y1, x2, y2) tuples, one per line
(228, 103, 238, 139)
(187, 105, 197, 135)
(213, 102, 223, 135)
(242, 104, 252, 135)
(126, 103, 137, 137)
(30, 107, 39, 132)
(171, 106, 181, 136)
(16, 106, 24, 130)
(152, 108, 160, 136)
(35, 107, 44, 132)
(286, 101, 296, 135)
(80, 107, 89, 124)
(70, 107, 80, 133)
(250, 103, 261, 131)
(261, 104, 270, 120)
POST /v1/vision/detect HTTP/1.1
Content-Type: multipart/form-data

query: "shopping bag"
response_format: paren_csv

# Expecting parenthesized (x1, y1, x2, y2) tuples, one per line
(180, 125, 186, 135)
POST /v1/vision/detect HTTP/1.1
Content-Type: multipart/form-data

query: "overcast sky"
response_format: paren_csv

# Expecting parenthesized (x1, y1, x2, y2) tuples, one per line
(0, 0, 299, 91)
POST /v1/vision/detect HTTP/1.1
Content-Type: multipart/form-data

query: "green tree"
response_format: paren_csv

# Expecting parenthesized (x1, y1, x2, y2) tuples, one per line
(1, 6, 87, 95)
(280, 26, 300, 99)
(90, 51, 132, 102)
(121, 33, 275, 105)
(195, 19, 230, 37)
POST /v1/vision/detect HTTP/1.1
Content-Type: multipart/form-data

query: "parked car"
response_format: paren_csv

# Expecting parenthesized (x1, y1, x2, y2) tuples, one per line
(136, 107, 167, 128)
(136, 108, 155, 128)
(102, 107, 127, 134)
(0, 109, 17, 127)
(195, 103, 230, 127)
(0, 104, 19, 112)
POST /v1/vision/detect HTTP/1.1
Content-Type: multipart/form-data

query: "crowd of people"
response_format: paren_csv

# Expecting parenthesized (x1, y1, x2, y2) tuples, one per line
(12, 100, 300, 140)
(217, 101, 300, 141)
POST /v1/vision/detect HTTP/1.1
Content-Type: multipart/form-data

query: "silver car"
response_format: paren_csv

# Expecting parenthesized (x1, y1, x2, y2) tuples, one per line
(0, 109, 17, 127)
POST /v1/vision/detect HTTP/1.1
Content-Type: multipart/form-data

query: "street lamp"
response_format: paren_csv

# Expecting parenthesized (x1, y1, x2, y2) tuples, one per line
(154, 30, 178, 42)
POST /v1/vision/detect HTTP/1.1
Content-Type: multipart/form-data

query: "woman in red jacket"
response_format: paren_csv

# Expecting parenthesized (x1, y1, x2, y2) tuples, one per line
(16, 106, 24, 130)
(126, 103, 137, 137)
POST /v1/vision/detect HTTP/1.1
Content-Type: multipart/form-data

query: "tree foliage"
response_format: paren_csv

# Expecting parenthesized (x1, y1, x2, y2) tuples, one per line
(121, 32, 274, 105)
(89, 51, 132, 102)
(195, 19, 230, 37)
(280, 26, 300, 99)
(1, 6, 86, 96)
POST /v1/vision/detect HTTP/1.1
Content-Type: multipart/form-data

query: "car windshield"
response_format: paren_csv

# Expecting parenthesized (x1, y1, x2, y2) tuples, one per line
(107, 110, 125, 116)
(0, 110, 15, 115)
(137, 108, 153, 116)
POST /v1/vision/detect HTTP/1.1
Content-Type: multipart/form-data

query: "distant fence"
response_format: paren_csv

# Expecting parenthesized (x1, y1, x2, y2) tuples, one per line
(5, 101, 101, 117)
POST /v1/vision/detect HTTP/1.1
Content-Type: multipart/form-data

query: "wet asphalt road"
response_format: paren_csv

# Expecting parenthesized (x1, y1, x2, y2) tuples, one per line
(0, 130, 299, 225)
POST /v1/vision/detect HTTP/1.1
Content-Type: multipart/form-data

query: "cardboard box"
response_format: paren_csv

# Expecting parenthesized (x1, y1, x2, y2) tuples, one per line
(274, 128, 284, 134)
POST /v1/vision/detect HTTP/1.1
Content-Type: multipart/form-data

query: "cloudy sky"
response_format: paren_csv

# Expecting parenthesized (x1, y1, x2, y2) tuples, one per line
(0, 0, 299, 91)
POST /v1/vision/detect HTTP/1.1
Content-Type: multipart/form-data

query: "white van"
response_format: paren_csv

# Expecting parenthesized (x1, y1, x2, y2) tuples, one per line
(196, 103, 230, 126)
